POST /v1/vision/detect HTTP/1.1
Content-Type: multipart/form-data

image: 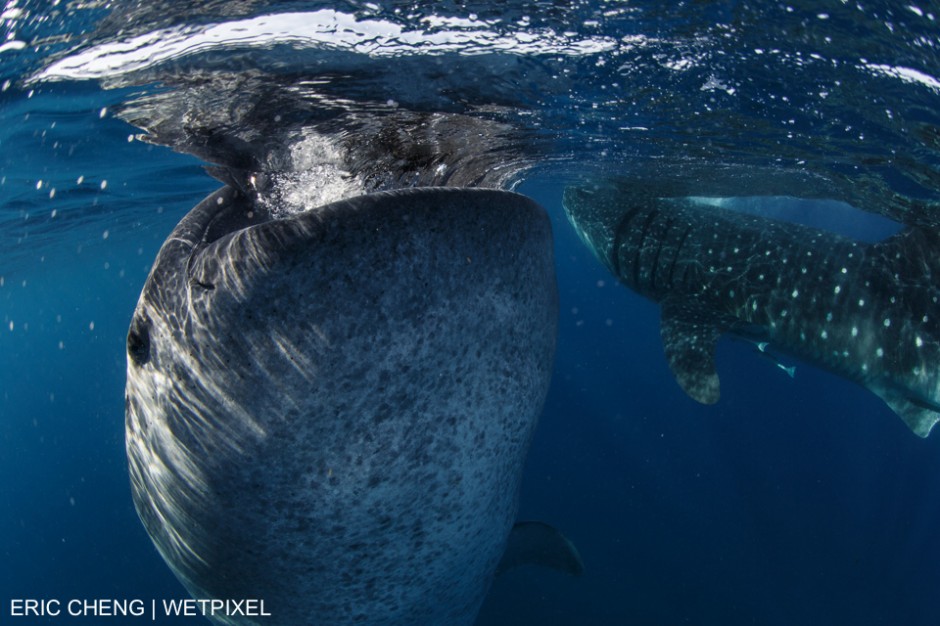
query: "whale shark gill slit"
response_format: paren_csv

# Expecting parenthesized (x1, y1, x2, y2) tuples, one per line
(610, 204, 643, 279)
(634, 208, 660, 292)
(667, 223, 694, 290)
(647, 216, 672, 293)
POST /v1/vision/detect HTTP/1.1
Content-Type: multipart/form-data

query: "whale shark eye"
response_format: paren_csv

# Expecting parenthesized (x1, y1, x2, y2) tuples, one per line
(127, 314, 151, 367)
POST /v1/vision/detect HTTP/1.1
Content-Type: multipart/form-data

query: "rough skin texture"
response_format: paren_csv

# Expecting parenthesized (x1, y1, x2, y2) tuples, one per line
(125, 187, 557, 625)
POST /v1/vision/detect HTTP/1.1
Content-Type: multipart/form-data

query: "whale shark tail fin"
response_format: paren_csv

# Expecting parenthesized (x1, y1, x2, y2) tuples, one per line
(496, 521, 584, 577)
(877, 391, 940, 438)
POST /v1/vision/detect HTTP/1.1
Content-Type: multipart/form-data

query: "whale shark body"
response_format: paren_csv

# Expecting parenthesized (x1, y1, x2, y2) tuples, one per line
(564, 183, 940, 437)
(125, 186, 580, 625)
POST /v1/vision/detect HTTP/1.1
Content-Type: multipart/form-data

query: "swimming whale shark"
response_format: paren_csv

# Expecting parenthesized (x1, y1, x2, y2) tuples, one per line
(563, 183, 940, 437)
(125, 186, 581, 625)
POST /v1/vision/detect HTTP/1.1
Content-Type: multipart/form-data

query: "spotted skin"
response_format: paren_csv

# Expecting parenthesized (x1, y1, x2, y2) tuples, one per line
(564, 184, 940, 437)
(125, 187, 558, 625)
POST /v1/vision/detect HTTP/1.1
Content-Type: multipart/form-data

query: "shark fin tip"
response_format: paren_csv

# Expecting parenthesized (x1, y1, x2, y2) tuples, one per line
(496, 521, 584, 577)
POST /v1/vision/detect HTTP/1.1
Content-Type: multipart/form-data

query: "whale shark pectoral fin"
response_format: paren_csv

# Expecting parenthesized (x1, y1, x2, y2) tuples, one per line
(496, 521, 584, 577)
(877, 390, 940, 438)
(659, 298, 724, 404)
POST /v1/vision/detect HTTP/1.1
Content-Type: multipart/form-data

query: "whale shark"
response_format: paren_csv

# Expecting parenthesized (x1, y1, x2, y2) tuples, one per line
(125, 186, 580, 625)
(563, 182, 940, 437)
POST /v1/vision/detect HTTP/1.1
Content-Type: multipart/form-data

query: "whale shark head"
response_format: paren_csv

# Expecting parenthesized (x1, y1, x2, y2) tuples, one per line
(125, 186, 559, 624)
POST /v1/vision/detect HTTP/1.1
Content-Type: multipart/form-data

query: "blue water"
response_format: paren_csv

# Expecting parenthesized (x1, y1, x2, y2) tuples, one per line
(3, 1, 940, 624)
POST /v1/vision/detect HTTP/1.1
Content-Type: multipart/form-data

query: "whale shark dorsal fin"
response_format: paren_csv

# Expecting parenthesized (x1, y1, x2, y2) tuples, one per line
(496, 522, 584, 577)
(660, 298, 724, 404)
(877, 390, 940, 438)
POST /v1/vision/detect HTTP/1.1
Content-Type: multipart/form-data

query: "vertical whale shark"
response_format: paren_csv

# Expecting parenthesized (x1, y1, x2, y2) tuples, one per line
(563, 183, 940, 437)
(125, 186, 581, 625)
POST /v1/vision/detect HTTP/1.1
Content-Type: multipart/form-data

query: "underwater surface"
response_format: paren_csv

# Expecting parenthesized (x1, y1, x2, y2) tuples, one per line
(3, 0, 940, 624)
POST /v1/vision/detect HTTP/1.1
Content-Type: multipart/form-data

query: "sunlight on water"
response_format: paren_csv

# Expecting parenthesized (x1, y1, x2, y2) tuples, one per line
(33, 9, 617, 82)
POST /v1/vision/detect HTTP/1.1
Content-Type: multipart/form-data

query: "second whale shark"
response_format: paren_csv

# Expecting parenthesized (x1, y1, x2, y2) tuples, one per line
(564, 182, 940, 437)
